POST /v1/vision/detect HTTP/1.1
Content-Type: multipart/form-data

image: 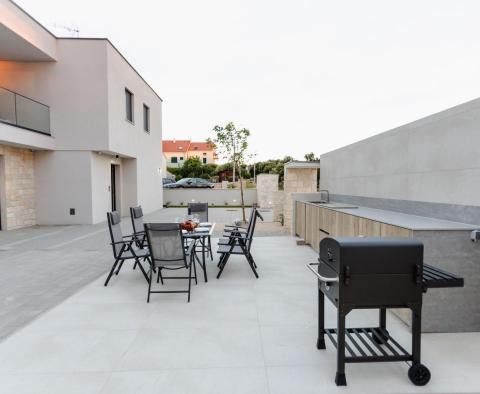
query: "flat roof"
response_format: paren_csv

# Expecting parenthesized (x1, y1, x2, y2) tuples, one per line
(284, 160, 321, 169)
(9, 1, 162, 101)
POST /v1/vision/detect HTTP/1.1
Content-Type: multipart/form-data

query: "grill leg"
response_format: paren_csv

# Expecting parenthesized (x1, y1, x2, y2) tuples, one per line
(380, 308, 386, 330)
(411, 304, 422, 365)
(317, 288, 326, 350)
(335, 308, 347, 386)
(373, 308, 390, 344)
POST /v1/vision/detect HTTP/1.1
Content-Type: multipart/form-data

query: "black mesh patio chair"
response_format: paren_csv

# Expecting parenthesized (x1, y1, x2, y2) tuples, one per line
(216, 208, 264, 279)
(130, 205, 147, 270)
(104, 211, 150, 286)
(187, 202, 209, 222)
(130, 206, 146, 247)
(220, 207, 256, 241)
(188, 202, 213, 259)
(144, 223, 197, 302)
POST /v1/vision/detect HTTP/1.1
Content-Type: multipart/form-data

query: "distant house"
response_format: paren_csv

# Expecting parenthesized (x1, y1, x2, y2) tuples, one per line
(162, 139, 217, 167)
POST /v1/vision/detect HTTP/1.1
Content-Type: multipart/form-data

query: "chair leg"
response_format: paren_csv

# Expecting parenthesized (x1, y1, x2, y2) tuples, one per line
(187, 262, 193, 303)
(246, 253, 259, 278)
(208, 236, 213, 259)
(216, 253, 231, 279)
(133, 261, 137, 270)
(115, 260, 124, 275)
(217, 253, 226, 268)
(147, 268, 152, 303)
(192, 255, 198, 284)
(104, 259, 120, 286)
(136, 258, 150, 283)
(157, 267, 164, 284)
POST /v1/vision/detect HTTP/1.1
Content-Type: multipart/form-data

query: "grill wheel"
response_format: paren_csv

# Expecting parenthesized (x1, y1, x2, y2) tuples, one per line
(408, 364, 431, 386)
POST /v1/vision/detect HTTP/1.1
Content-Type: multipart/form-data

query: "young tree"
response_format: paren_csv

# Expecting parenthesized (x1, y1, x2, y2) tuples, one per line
(208, 122, 250, 221)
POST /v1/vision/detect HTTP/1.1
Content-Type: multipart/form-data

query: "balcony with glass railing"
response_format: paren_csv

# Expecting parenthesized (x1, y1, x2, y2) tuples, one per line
(0, 87, 51, 135)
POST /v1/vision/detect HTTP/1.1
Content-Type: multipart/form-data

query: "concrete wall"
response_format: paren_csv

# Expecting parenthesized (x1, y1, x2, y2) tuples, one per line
(164, 189, 257, 206)
(0, 0, 57, 61)
(0, 39, 110, 151)
(34, 150, 93, 225)
(321, 98, 480, 224)
(0, 37, 164, 227)
(106, 43, 163, 215)
(91, 153, 117, 224)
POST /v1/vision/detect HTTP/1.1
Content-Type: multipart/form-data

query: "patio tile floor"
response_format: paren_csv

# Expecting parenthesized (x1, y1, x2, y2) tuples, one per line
(0, 235, 479, 393)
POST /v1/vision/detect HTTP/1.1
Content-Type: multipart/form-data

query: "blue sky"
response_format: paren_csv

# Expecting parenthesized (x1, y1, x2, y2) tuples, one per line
(17, 0, 480, 162)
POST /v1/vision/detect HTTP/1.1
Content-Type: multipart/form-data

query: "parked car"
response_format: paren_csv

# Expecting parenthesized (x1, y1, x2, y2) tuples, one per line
(164, 178, 214, 189)
(162, 178, 176, 186)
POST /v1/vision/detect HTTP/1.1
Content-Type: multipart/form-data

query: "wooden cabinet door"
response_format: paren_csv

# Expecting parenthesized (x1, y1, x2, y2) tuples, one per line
(312, 206, 321, 253)
(295, 201, 306, 238)
(337, 213, 358, 237)
(322, 208, 336, 236)
(358, 217, 381, 237)
(305, 204, 313, 245)
(380, 223, 412, 237)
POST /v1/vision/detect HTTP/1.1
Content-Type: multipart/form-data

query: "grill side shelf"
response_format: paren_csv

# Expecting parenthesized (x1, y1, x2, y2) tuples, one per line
(422, 264, 464, 290)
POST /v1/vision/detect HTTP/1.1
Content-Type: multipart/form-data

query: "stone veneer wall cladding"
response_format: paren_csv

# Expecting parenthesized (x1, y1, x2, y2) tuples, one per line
(283, 168, 318, 232)
(256, 174, 285, 221)
(0, 145, 36, 229)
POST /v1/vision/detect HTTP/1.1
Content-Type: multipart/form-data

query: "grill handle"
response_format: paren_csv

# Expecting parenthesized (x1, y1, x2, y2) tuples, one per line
(306, 263, 339, 284)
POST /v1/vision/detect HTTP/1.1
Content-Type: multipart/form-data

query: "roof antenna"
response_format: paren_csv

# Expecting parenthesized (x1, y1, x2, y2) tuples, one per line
(53, 23, 80, 37)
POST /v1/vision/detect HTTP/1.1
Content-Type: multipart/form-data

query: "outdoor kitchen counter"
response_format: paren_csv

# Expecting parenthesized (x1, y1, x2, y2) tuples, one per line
(326, 204, 479, 231)
(295, 199, 480, 333)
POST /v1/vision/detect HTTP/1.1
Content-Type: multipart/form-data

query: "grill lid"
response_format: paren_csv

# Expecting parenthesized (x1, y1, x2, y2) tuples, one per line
(319, 237, 424, 275)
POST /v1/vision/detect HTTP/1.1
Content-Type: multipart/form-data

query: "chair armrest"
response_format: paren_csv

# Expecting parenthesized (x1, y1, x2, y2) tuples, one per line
(110, 239, 135, 246)
(226, 235, 252, 241)
(224, 225, 247, 230)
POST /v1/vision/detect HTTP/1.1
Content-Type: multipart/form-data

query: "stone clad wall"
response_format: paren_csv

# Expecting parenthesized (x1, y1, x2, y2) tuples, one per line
(283, 168, 318, 233)
(0, 145, 36, 230)
(256, 174, 284, 221)
(257, 174, 278, 207)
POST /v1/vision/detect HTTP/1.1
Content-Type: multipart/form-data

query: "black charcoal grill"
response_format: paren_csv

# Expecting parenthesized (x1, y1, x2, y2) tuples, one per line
(306, 237, 464, 386)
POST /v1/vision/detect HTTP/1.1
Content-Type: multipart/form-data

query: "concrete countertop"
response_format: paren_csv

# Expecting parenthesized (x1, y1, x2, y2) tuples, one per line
(304, 201, 479, 231)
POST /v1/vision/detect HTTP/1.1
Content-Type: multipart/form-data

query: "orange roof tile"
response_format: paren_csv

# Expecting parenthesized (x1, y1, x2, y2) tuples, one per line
(162, 140, 191, 152)
(189, 142, 214, 151)
(162, 140, 215, 153)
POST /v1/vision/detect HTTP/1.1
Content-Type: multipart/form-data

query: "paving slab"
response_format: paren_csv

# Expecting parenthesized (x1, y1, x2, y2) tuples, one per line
(0, 235, 478, 393)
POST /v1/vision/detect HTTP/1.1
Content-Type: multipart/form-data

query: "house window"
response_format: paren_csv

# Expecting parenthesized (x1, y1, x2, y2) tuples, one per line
(125, 88, 134, 123)
(171, 157, 178, 163)
(180, 157, 184, 160)
(203, 157, 207, 164)
(143, 104, 150, 132)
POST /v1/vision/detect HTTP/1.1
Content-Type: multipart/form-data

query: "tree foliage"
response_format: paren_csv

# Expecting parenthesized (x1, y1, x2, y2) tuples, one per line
(247, 156, 293, 183)
(304, 152, 320, 161)
(167, 157, 217, 181)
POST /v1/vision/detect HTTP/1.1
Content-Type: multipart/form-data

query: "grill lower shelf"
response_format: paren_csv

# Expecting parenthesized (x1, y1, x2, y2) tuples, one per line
(324, 327, 412, 363)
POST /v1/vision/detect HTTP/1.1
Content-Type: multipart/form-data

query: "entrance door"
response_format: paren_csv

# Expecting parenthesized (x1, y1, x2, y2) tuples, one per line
(111, 164, 117, 211)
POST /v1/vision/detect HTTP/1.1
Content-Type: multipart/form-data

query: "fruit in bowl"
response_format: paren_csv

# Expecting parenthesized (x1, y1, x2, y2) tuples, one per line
(181, 220, 198, 232)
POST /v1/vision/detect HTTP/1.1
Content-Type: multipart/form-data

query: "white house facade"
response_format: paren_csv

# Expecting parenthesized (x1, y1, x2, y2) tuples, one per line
(0, 0, 163, 229)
